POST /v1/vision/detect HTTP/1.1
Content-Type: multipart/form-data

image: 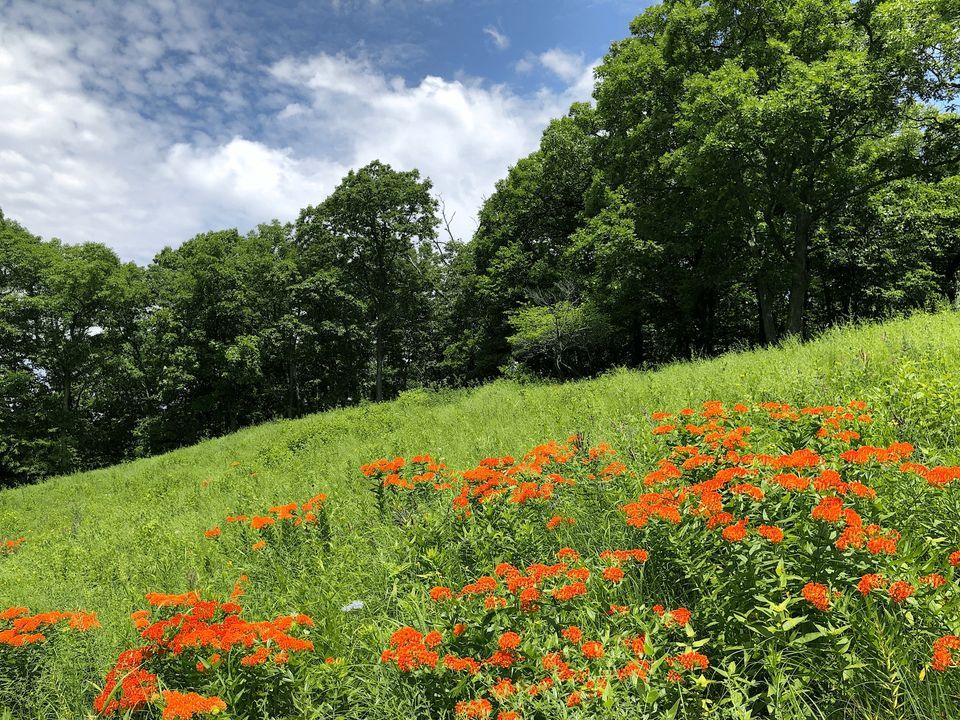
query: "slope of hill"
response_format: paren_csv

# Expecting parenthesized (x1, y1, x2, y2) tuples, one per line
(2, 312, 960, 719)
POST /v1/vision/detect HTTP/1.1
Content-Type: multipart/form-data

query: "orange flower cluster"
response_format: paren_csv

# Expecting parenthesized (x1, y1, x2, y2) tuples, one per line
(840, 443, 914, 465)
(0, 607, 99, 647)
(209, 493, 329, 551)
(546, 515, 576, 530)
(802, 582, 832, 612)
(921, 465, 960, 488)
(160, 691, 226, 720)
(652, 606, 692, 627)
(623, 405, 887, 560)
(887, 580, 915, 604)
(362, 438, 625, 525)
(94, 587, 314, 717)
(94, 647, 160, 716)
(857, 574, 886, 596)
(1, 537, 24, 555)
(363, 454, 450, 491)
(932, 636, 960, 671)
(384, 545, 712, 715)
(452, 442, 582, 516)
(380, 626, 440, 671)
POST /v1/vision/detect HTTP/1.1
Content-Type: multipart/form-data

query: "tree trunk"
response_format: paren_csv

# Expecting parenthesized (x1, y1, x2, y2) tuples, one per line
(286, 360, 300, 417)
(787, 211, 813, 337)
(757, 278, 778, 345)
(628, 313, 645, 366)
(374, 324, 384, 402)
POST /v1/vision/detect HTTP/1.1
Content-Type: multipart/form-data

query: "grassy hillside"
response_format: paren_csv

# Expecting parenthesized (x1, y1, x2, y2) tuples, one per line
(3, 312, 960, 719)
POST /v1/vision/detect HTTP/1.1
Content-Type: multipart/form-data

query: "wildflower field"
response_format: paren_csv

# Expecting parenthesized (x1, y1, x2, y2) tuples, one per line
(2, 313, 960, 719)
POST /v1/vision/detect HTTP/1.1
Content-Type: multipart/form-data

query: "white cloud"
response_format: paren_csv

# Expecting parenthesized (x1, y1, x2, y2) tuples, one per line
(517, 48, 591, 82)
(265, 52, 597, 239)
(0, 4, 597, 262)
(539, 49, 589, 82)
(483, 24, 510, 50)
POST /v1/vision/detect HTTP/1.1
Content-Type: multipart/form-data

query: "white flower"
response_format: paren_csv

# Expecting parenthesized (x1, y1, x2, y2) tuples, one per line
(341, 600, 365, 612)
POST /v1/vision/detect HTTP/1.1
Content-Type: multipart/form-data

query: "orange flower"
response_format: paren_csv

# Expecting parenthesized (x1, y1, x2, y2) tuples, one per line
(455, 699, 492, 719)
(444, 655, 480, 674)
(250, 516, 275, 530)
(498, 631, 521, 651)
(1, 538, 25, 554)
(561, 626, 583, 644)
(757, 525, 784, 543)
(581, 641, 604, 659)
(551, 582, 586, 602)
(721, 518, 748, 542)
(618, 660, 651, 680)
(888, 581, 914, 604)
(203, 527, 221, 539)
(802, 582, 831, 611)
(932, 635, 960, 671)
(730, 483, 764, 502)
(600, 549, 649, 563)
(251, 540, 267, 551)
(707, 512, 735, 529)
(430, 586, 453, 602)
(241, 647, 271, 666)
(857, 574, 886, 596)
(920, 573, 946, 589)
(811, 497, 843, 524)
(667, 651, 709, 671)
(602, 567, 625, 583)
(491, 678, 516, 699)
(0, 607, 29, 621)
(518, 587, 541, 611)
(949, 551, 960, 567)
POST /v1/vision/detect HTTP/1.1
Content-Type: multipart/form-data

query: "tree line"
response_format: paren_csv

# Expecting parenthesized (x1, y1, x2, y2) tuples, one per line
(2, 0, 958, 485)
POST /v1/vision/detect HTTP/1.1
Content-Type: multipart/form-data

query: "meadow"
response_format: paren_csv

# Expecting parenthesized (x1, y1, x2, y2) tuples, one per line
(2, 311, 960, 719)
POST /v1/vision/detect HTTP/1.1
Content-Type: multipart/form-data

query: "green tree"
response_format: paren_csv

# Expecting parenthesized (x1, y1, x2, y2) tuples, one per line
(506, 291, 612, 379)
(0, 210, 137, 482)
(446, 106, 597, 380)
(594, 0, 960, 341)
(295, 161, 439, 402)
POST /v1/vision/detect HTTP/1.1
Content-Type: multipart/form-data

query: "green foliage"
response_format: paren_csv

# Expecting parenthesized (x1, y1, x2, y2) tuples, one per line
(296, 160, 441, 402)
(2, 1, 960, 483)
(507, 297, 612, 379)
(2, 313, 960, 718)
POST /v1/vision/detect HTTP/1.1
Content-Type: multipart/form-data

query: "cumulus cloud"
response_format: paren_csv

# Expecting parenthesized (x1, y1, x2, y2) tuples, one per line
(0, 2, 597, 262)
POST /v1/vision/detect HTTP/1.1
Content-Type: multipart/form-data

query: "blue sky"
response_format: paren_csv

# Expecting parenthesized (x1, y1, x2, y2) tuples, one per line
(0, 0, 653, 262)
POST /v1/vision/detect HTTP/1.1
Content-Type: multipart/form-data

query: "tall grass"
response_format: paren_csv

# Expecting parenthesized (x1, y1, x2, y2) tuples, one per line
(2, 311, 960, 718)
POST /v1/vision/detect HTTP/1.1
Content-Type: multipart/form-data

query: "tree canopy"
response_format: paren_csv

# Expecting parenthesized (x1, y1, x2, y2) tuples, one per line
(2, 0, 958, 485)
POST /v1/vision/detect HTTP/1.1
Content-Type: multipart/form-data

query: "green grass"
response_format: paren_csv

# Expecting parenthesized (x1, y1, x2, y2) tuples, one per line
(3, 311, 960, 718)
